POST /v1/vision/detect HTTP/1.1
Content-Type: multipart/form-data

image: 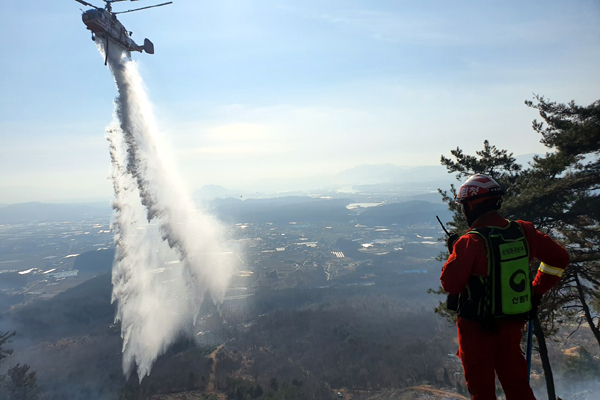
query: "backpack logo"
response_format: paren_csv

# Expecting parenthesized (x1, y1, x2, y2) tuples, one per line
(509, 270, 527, 293)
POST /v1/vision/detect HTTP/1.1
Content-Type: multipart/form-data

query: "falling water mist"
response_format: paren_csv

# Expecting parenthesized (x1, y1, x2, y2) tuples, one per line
(100, 43, 233, 381)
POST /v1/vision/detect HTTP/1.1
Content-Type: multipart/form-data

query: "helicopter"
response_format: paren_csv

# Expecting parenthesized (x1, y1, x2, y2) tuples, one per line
(75, 0, 172, 64)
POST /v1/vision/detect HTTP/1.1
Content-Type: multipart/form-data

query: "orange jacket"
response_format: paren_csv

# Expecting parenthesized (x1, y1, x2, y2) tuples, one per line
(441, 212, 569, 296)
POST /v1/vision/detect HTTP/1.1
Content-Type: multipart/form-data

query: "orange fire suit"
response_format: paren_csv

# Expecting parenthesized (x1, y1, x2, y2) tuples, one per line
(441, 212, 569, 400)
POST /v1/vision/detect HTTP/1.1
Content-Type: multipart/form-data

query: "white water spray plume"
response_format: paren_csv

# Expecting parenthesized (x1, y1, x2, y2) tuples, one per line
(100, 43, 234, 380)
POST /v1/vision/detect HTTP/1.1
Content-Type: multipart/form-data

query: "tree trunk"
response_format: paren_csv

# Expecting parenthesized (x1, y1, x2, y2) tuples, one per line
(533, 317, 556, 400)
(574, 271, 600, 348)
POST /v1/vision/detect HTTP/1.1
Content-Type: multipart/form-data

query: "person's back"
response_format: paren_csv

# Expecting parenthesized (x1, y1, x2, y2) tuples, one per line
(440, 174, 569, 400)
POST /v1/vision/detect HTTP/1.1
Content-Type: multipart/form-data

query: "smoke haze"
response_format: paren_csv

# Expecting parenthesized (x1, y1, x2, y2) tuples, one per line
(101, 43, 233, 380)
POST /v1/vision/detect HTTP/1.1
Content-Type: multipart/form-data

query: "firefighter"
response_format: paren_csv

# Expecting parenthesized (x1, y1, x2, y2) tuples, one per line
(440, 174, 569, 400)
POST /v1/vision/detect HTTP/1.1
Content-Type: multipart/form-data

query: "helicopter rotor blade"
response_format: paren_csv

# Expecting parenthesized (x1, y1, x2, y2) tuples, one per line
(113, 1, 172, 14)
(74, 0, 101, 9)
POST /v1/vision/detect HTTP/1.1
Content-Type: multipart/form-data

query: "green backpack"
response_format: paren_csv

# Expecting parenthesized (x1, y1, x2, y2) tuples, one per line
(457, 221, 532, 321)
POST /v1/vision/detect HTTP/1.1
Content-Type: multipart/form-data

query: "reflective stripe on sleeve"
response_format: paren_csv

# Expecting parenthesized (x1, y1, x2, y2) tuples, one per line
(538, 262, 564, 277)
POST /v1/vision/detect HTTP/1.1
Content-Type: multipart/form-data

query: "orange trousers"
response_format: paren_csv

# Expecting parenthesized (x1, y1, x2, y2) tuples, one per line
(457, 317, 536, 400)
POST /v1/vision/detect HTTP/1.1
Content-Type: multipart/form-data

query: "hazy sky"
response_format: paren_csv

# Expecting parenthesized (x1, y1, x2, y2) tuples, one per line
(1, 0, 599, 203)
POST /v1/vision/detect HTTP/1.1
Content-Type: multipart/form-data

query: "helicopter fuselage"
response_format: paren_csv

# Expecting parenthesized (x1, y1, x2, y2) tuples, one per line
(82, 9, 144, 53)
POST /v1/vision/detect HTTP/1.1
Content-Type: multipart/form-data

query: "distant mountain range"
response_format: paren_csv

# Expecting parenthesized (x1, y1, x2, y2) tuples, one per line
(244, 164, 455, 194)
(194, 157, 538, 202)
(3, 157, 540, 208)
(3, 157, 540, 224)
(195, 184, 245, 202)
(194, 163, 455, 201)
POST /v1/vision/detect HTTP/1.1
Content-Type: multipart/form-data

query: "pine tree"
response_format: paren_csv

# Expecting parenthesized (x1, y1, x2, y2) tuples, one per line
(1, 332, 39, 400)
(0, 331, 15, 363)
(521, 96, 600, 346)
(0, 331, 16, 399)
(6, 364, 39, 400)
